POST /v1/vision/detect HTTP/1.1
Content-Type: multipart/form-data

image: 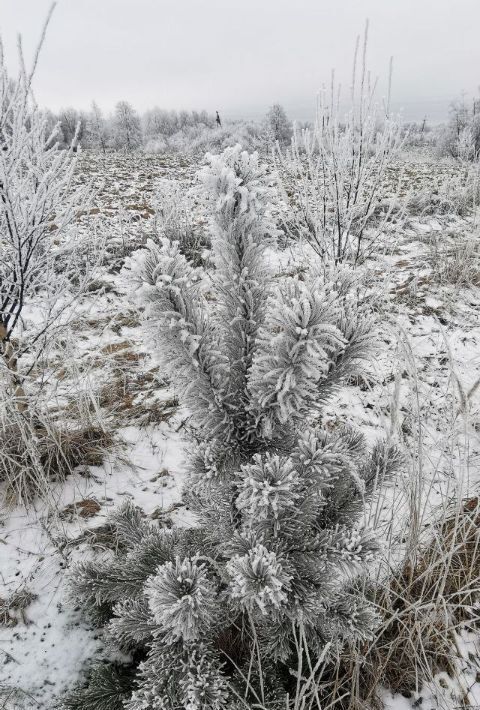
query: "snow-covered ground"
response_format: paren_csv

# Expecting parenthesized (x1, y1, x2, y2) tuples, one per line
(1, 149, 479, 708)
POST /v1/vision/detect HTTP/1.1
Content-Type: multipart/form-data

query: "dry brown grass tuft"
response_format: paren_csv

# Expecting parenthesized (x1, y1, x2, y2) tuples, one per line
(321, 497, 480, 708)
(61, 498, 102, 520)
(0, 421, 114, 505)
(97, 367, 176, 424)
(429, 239, 480, 289)
(141, 397, 179, 424)
(0, 588, 37, 627)
(373, 497, 480, 691)
(100, 340, 133, 355)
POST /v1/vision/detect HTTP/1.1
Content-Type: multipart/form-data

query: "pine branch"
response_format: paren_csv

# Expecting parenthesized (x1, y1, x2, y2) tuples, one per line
(63, 663, 135, 710)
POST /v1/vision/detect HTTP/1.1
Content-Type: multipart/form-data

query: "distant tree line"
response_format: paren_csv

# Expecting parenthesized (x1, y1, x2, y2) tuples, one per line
(42, 92, 480, 163)
(43, 101, 217, 152)
(42, 100, 294, 153)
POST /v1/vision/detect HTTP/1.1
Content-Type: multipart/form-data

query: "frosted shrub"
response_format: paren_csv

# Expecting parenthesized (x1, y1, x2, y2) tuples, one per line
(153, 180, 209, 266)
(0, 34, 92, 398)
(147, 122, 264, 156)
(85, 101, 109, 152)
(113, 101, 142, 151)
(437, 99, 480, 161)
(143, 108, 215, 142)
(276, 24, 403, 264)
(65, 145, 401, 710)
(0, 17, 104, 502)
(265, 103, 292, 146)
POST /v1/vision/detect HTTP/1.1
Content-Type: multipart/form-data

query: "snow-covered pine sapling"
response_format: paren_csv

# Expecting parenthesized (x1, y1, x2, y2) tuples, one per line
(66, 145, 401, 710)
(0, 17, 97, 413)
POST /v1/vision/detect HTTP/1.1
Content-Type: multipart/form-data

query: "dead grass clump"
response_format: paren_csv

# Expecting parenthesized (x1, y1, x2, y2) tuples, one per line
(323, 496, 480, 708)
(0, 588, 37, 627)
(61, 498, 102, 520)
(86, 278, 115, 294)
(0, 421, 114, 505)
(406, 168, 480, 217)
(429, 239, 480, 289)
(97, 368, 174, 423)
(97, 375, 137, 413)
(110, 312, 141, 333)
(112, 350, 144, 365)
(142, 397, 179, 424)
(100, 341, 133, 355)
(41, 425, 114, 470)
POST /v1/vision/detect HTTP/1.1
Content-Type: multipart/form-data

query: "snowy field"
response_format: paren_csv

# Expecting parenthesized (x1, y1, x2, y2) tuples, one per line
(1, 147, 480, 709)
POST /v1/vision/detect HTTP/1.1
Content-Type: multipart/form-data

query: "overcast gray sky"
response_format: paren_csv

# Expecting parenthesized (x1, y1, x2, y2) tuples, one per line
(0, 0, 478, 122)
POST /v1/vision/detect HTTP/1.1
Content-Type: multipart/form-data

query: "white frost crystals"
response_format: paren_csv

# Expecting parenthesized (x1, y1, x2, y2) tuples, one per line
(276, 22, 404, 265)
(0, 15, 102, 397)
(0, 13, 105, 503)
(146, 557, 220, 643)
(235, 454, 301, 527)
(226, 544, 292, 615)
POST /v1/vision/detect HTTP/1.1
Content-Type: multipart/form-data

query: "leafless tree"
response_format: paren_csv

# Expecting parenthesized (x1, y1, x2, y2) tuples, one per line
(0, 15, 100, 412)
(265, 103, 291, 145)
(113, 100, 142, 150)
(86, 100, 109, 153)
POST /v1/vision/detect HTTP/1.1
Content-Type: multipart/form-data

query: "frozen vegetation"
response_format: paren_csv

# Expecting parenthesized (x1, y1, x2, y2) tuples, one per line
(1, 17, 480, 710)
